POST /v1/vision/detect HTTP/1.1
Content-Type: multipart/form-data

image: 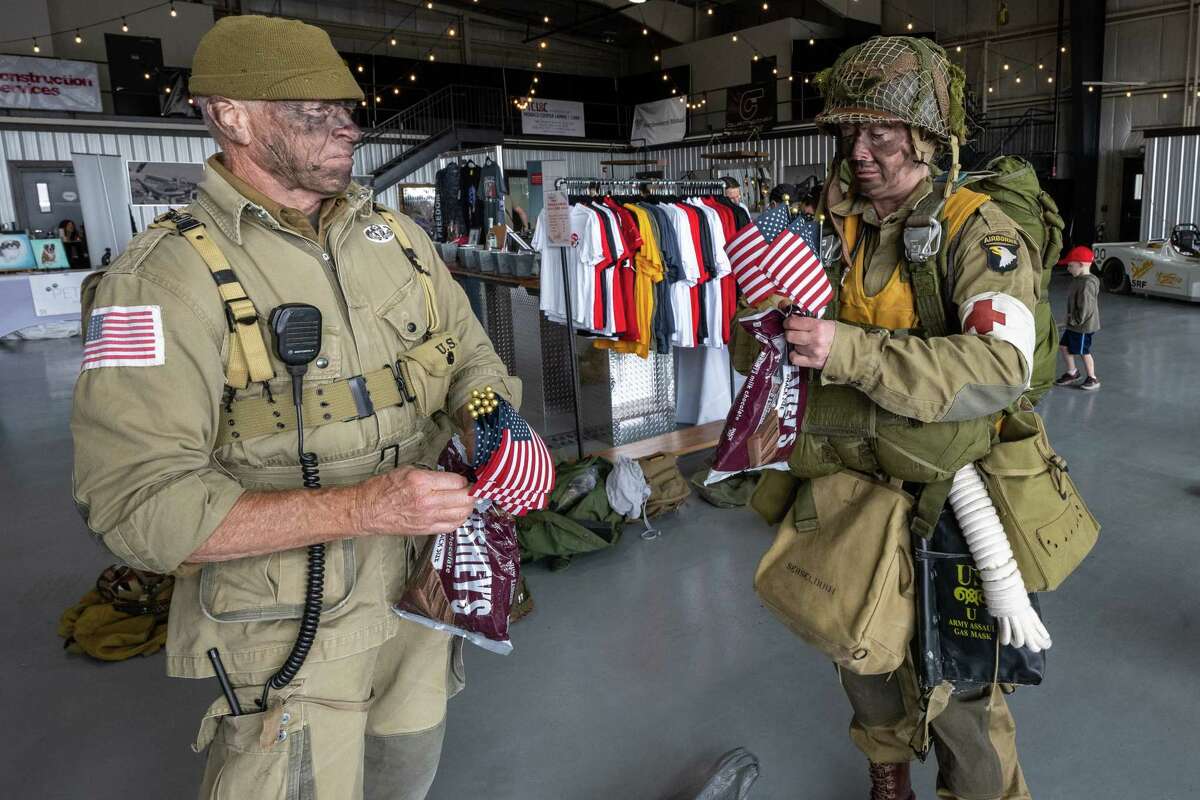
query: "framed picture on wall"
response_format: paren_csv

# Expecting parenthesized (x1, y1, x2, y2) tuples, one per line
(30, 236, 69, 269)
(128, 161, 205, 206)
(0, 233, 35, 271)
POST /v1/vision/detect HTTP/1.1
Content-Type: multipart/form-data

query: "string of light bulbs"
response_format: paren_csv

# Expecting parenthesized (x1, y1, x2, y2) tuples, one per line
(5, 1, 179, 51)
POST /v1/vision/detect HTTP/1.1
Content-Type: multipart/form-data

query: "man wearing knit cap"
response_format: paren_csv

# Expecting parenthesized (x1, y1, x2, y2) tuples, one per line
(71, 15, 520, 799)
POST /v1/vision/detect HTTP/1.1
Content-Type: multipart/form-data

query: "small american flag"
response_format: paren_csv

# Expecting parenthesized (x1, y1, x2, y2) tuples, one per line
(727, 205, 790, 305)
(81, 305, 165, 371)
(471, 400, 556, 516)
(759, 218, 833, 314)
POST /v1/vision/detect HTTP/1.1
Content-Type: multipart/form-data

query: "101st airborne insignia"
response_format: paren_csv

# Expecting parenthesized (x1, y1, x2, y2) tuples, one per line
(981, 232, 1020, 273)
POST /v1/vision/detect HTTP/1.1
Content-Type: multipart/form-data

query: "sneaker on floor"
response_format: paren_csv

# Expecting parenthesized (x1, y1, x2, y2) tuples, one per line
(1079, 377, 1101, 391)
(1054, 371, 1081, 386)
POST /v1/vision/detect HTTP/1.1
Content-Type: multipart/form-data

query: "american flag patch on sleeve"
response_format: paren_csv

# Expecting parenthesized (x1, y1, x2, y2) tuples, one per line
(81, 305, 165, 371)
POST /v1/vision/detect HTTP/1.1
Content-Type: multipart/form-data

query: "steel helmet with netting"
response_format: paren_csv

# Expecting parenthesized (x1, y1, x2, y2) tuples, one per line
(814, 36, 967, 146)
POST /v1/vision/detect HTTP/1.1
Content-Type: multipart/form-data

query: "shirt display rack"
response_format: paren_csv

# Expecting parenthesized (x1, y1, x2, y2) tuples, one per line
(549, 177, 728, 458)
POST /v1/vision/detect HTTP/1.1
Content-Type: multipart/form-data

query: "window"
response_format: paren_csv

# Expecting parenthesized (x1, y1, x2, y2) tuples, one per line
(1133, 173, 1143, 201)
(36, 182, 51, 213)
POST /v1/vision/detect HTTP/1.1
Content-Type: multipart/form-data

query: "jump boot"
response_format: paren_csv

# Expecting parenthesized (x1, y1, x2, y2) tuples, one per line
(869, 761, 915, 800)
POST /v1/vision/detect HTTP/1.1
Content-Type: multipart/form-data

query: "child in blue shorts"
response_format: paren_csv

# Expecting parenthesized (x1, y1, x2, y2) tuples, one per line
(1055, 245, 1101, 390)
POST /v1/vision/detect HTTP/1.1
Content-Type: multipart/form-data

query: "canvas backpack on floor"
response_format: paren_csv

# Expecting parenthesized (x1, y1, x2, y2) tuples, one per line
(637, 452, 691, 517)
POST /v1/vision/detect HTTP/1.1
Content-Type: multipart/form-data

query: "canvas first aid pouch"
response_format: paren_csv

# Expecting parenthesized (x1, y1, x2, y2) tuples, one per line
(754, 470, 916, 675)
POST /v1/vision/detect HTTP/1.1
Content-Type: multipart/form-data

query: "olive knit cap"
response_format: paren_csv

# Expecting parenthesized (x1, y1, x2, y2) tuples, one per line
(189, 15, 363, 101)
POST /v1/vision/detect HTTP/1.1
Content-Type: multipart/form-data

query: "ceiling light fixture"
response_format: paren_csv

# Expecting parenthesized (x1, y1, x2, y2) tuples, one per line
(74, 30, 82, 44)
(32, 39, 39, 53)
(170, 3, 177, 18)
(121, 18, 129, 32)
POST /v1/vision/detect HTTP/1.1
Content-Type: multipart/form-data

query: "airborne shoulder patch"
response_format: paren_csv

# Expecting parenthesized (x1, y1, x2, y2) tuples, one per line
(981, 232, 1020, 272)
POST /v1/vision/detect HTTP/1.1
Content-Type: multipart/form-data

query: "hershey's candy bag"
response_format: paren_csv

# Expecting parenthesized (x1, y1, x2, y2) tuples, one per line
(393, 438, 520, 655)
(706, 308, 807, 485)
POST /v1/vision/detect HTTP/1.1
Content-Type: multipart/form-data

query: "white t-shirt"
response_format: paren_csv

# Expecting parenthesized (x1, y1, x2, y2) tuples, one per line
(533, 206, 605, 331)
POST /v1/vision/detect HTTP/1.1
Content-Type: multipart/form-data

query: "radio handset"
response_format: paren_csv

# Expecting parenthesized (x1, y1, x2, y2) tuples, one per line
(258, 303, 325, 711)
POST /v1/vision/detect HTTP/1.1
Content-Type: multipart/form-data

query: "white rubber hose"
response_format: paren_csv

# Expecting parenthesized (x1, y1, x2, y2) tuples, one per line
(948, 463, 1052, 653)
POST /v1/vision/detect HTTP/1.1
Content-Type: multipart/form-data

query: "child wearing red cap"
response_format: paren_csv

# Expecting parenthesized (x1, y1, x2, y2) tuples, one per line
(1055, 244, 1102, 390)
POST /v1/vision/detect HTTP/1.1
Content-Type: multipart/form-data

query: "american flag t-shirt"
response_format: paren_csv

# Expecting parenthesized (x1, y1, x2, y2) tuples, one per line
(81, 305, 165, 371)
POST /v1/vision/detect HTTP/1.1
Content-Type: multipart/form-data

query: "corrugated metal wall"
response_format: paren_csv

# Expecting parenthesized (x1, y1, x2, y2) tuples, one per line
(645, 134, 834, 183)
(1142, 133, 1200, 241)
(0, 128, 217, 232)
(2, 124, 833, 234)
(358, 131, 832, 187)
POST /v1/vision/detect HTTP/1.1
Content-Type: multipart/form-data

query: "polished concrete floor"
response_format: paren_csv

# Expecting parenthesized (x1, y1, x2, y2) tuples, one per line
(3, 272, 1198, 799)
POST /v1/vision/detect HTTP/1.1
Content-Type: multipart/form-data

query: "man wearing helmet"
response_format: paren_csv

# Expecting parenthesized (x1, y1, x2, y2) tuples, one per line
(775, 37, 1039, 799)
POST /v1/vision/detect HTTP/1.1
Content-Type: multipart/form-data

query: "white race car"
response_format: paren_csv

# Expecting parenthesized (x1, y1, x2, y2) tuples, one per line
(1093, 224, 1200, 301)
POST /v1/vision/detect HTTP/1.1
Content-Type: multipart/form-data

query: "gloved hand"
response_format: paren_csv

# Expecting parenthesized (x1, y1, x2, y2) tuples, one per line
(949, 464, 1053, 653)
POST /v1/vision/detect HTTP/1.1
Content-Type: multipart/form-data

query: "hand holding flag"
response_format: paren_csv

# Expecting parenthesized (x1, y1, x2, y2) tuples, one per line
(468, 391, 556, 516)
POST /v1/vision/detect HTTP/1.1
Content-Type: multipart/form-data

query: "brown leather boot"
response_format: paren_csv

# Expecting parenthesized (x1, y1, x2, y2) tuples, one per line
(868, 761, 915, 800)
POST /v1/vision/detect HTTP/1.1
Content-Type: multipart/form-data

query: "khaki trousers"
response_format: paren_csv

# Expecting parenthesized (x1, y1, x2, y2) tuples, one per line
(193, 618, 464, 800)
(839, 657, 1032, 800)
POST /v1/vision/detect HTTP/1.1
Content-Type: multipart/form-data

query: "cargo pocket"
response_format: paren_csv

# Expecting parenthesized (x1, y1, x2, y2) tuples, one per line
(196, 697, 312, 800)
(199, 539, 357, 622)
(976, 410, 1099, 591)
(753, 470, 915, 676)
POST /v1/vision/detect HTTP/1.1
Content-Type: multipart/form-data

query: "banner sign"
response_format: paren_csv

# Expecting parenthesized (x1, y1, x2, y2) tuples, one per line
(631, 97, 687, 146)
(0, 56, 101, 113)
(726, 81, 776, 130)
(540, 160, 572, 247)
(521, 99, 585, 137)
(29, 271, 96, 316)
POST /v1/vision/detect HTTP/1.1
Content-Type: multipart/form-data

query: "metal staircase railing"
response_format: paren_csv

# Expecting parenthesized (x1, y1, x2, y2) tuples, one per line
(970, 108, 1056, 172)
(357, 85, 505, 190)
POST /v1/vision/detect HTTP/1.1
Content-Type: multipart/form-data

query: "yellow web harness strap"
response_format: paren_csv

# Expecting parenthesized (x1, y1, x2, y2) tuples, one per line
(152, 210, 274, 389)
